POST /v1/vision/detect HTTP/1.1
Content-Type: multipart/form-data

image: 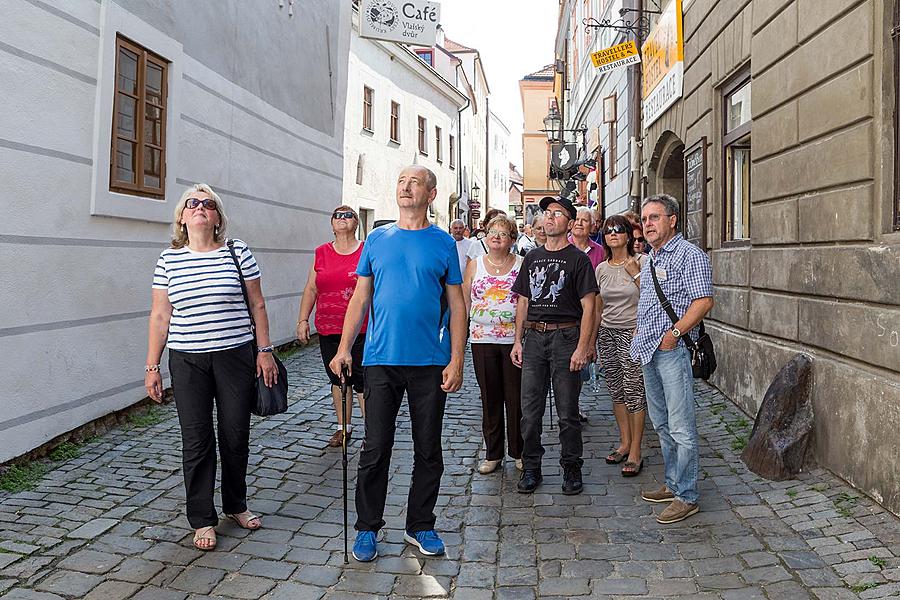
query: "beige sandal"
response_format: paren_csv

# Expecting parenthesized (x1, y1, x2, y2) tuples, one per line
(193, 526, 217, 551)
(225, 511, 261, 530)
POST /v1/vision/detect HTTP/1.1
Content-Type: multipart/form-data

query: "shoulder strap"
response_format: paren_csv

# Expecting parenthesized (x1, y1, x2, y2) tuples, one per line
(227, 240, 257, 345)
(649, 257, 697, 349)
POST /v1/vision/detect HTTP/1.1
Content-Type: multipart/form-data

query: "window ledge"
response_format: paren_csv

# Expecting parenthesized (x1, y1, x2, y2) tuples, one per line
(361, 127, 374, 136)
(388, 139, 401, 147)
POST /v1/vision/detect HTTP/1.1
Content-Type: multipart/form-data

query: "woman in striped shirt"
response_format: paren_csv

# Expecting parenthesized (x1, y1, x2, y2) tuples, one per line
(144, 184, 278, 551)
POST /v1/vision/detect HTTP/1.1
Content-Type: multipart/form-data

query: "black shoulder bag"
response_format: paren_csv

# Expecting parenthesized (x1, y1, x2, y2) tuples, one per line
(649, 258, 717, 380)
(227, 240, 289, 416)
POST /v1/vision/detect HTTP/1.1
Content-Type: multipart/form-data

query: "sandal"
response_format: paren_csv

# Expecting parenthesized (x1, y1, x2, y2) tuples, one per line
(225, 511, 262, 530)
(605, 450, 629, 464)
(193, 526, 217, 551)
(621, 459, 644, 477)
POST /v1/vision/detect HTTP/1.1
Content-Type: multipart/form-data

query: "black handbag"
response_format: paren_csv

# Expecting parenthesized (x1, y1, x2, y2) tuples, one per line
(649, 258, 717, 380)
(227, 240, 289, 416)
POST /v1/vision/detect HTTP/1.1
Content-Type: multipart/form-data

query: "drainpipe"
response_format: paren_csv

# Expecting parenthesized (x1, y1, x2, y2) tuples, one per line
(628, 0, 644, 213)
(455, 61, 470, 221)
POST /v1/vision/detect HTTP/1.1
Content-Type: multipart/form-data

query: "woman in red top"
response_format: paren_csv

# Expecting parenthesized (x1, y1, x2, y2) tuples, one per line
(297, 205, 367, 447)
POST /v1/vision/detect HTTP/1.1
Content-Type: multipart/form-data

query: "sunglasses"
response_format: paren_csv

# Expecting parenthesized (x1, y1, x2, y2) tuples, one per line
(332, 211, 356, 220)
(604, 225, 628, 235)
(487, 229, 513, 239)
(634, 237, 645, 244)
(185, 198, 217, 210)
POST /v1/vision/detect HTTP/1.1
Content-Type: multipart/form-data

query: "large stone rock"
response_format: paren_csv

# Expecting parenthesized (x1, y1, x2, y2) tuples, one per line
(741, 354, 814, 480)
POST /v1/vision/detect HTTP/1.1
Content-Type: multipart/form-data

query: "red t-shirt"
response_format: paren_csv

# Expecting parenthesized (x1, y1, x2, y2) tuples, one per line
(314, 242, 367, 335)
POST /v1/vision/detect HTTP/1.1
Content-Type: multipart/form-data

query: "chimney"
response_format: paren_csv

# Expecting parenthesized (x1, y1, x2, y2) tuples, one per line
(436, 23, 445, 47)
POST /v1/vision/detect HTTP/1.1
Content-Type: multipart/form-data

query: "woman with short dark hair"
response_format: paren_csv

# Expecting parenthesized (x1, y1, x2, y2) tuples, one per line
(593, 214, 647, 476)
(297, 205, 367, 447)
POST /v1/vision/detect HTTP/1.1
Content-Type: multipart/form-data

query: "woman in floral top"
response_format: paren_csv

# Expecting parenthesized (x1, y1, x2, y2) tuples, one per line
(462, 215, 524, 474)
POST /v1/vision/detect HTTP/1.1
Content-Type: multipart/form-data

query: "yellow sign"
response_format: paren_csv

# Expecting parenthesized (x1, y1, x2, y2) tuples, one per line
(641, 0, 684, 99)
(590, 41, 640, 72)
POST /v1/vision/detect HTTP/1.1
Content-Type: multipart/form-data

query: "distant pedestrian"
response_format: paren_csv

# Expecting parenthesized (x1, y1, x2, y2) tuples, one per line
(145, 184, 276, 551)
(450, 218, 473, 277)
(330, 165, 466, 562)
(592, 214, 647, 476)
(511, 195, 597, 496)
(531, 215, 547, 247)
(462, 214, 524, 475)
(588, 208, 603, 244)
(570, 207, 605, 268)
(514, 223, 536, 256)
(632, 194, 713, 524)
(296, 205, 367, 447)
(622, 210, 648, 254)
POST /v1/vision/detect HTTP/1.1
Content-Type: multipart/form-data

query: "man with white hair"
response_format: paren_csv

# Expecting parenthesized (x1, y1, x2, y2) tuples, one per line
(450, 219, 471, 276)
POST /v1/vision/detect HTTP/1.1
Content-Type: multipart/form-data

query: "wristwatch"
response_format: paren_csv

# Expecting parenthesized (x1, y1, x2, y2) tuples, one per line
(671, 327, 682, 338)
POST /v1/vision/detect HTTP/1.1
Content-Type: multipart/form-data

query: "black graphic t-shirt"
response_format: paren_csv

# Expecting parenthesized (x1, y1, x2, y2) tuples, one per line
(511, 244, 598, 323)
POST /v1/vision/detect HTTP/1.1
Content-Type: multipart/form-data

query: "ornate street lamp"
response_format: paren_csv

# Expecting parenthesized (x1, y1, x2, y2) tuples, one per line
(542, 105, 562, 144)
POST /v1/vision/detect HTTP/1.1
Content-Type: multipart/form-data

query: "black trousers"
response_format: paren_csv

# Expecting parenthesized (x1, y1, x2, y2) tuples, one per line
(169, 342, 255, 529)
(520, 327, 584, 470)
(355, 365, 446, 533)
(471, 343, 523, 460)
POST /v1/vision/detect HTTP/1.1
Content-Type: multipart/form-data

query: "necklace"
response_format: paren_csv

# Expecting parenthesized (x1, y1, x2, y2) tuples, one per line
(485, 254, 511, 274)
(608, 258, 627, 266)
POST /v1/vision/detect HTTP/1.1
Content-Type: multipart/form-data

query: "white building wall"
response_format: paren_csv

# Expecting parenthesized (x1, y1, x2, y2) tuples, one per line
(456, 53, 489, 218)
(563, 0, 632, 215)
(0, 0, 350, 461)
(488, 112, 510, 214)
(342, 13, 465, 232)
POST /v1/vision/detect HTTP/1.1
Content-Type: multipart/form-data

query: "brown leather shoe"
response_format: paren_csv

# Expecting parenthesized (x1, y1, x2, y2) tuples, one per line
(641, 485, 675, 503)
(657, 499, 699, 524)
(327, 428, 351, 447)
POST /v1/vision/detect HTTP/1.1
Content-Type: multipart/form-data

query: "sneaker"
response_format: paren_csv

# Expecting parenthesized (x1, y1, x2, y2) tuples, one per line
(477, 459, 502, 474)
(517, 468, 543, 493)
(352, 530, 377, 562)
(641, 485, 675, 503)
(514, 458, 524, 471)
(561, 465, 583, 495)
(404, 530, 445, 556)
(657, 499, 700, 524)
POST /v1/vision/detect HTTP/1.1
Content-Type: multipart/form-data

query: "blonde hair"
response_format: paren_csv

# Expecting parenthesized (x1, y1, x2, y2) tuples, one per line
(171, 184, 228, 249)
(486, 214, 517, 238)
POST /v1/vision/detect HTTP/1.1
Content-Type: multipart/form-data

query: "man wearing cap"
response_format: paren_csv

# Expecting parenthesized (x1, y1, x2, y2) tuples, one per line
(510, 195, 597, 495)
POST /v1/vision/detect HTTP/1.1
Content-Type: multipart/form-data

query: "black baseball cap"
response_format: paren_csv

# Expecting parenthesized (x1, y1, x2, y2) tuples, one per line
(539, 195, 577, 220)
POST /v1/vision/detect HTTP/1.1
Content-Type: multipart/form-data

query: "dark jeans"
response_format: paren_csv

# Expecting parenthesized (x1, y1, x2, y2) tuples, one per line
(520, 327, 584, 470)
(355, 365, 446, 533)
(472, 343, 523, 460)
(169, 342, 255, 529)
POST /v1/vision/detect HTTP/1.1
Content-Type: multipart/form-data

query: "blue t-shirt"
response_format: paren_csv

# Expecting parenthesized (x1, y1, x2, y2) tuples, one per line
(357, 223, 462, 366)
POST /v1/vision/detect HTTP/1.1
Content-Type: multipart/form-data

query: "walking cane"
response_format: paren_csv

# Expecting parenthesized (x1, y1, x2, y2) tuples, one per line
(340, 366, 350, 565)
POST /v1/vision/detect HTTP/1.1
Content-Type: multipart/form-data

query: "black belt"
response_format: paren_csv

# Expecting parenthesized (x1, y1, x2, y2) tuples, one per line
(524, 321, 579, 332)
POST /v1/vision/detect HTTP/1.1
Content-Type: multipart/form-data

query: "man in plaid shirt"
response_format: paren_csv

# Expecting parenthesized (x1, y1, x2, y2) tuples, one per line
(631, 194, 713, 524)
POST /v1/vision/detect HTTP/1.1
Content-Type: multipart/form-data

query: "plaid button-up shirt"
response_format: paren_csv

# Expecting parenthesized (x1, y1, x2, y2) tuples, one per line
(630, 234, 713, 365)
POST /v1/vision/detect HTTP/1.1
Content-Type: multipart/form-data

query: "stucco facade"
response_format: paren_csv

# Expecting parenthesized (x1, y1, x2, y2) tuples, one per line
(487, 111, 511, 215)
(520, 66, 557, 221)
(642, 0, 900, 515)
(0, 0, 350, 462)
(341, 10, 466, 233)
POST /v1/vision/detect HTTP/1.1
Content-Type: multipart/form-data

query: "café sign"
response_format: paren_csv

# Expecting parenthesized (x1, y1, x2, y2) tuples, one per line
(641, 0, 684, 128)
(359, 0, 441, 47)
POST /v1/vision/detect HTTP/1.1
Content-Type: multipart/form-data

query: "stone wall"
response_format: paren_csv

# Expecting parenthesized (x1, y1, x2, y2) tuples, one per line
(644, 0, 900, 515)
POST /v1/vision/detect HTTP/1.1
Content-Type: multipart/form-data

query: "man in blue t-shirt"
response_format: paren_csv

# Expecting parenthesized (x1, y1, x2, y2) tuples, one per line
(330, 165, 466, 562)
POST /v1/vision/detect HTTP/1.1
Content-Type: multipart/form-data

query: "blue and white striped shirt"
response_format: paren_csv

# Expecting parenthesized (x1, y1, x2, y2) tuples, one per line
(152, 239, 260, 353)
(630, 234, 713, 365)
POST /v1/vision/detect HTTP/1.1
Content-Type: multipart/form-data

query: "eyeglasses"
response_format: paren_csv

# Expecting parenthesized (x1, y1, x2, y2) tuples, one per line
(332, 211, 356, 220)
(604, 225, 628, 235)
(543, 209, 568, 219)
(487, 229, 513, 239)
(641, 212, 673, 224)
(185, 198, 217, 210)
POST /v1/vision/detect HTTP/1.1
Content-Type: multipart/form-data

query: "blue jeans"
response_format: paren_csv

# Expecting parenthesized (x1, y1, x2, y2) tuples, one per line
(642, 346, 699, 504)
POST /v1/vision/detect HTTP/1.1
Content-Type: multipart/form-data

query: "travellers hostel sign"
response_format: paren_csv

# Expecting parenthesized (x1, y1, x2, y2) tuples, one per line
(359, 0, 441, 47)
(590, 41, 641, 74)
(642, 0, 684, 128)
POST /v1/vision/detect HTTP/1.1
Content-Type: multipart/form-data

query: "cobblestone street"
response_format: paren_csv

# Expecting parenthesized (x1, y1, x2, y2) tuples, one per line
(1, 342, 899, 599)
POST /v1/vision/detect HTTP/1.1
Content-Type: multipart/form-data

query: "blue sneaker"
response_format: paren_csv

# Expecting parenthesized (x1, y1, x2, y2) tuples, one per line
(352, 530, 377, 562)
(404, 529, 445, 556)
